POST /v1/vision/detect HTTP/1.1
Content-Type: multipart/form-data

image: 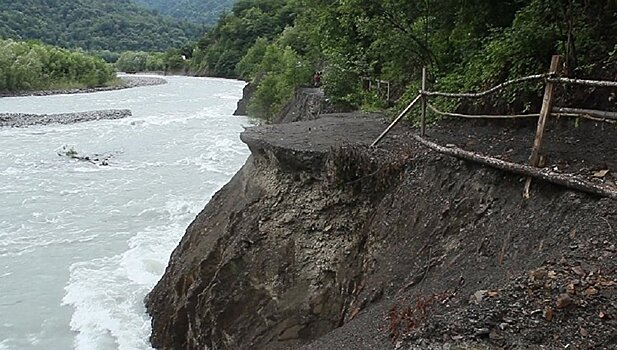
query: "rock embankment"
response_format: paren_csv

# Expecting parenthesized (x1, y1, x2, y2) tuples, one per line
(0, 75, 166, 98)
(0, 109, 132, 128)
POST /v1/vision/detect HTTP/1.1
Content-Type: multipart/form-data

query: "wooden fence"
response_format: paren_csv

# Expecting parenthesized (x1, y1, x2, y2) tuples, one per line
(361, 76, 392, 102)
(371, 55, 617, 200)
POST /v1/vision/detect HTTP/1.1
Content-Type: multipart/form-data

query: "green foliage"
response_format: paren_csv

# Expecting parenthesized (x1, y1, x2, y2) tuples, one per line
(432, 0, 617, 114)
(190, 0, 301, 77)
(247, 44, 313, 121)
(91, 50, 122, 64)
(163, 50, 190, 72)
(359, 90, 389, 112)
(322, 61, 362, 108)
(236, 37, 269, 80)
(117, 52, 144, 73)
(134, 0, 235, 25)
(294, 0, 617, 115)
(115, 50, 189, 73)
(0, 39, 115, 92)
(177, 0, 617, 120)
(0, 0, 201, 51)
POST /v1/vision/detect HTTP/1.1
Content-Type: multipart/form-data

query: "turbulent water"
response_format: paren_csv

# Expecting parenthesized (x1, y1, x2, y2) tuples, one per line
(0, 76, 250, 350)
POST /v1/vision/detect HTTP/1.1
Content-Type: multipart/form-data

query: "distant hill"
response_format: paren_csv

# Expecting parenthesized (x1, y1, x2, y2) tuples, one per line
(134, 0, 235, 25)
(0, 0, 201, 51)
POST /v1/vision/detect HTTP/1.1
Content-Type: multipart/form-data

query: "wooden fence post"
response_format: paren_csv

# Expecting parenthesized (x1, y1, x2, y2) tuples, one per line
(386, 81, 391, 102)
(421, 67, 427, 136)
(523, 55, 562, 199)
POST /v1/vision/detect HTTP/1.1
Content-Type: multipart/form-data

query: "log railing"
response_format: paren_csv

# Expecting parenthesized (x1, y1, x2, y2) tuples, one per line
(361, 76, 392, 101)
(371, 55, 617, 200)
(424, 73, 548, 99)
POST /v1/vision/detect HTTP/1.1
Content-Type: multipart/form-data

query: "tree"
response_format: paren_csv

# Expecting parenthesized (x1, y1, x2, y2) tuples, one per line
(0, 39, 115, 92)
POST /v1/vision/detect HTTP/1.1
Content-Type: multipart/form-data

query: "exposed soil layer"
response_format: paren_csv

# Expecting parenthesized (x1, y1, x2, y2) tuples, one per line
(301, 118, 617, 350)
(146, 116, 412, 350)
(0, 75, 166, 98)
(147, 98, 616, 350)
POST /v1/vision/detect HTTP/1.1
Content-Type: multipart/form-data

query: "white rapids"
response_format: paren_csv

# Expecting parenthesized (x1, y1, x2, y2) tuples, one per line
(0, 76, 250, 350)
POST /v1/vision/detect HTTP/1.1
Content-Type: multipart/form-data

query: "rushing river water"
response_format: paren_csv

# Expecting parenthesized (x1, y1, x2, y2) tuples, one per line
(0, 76, 250, 350)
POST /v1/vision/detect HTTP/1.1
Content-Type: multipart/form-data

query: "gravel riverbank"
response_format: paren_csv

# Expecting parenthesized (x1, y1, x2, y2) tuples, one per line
(0, 75, 167, 98)
(0, 109, 132, 128)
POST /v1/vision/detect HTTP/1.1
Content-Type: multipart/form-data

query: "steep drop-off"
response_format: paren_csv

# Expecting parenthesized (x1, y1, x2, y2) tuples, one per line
(147, 111, 616, 349)
(146, 116, 409, 349)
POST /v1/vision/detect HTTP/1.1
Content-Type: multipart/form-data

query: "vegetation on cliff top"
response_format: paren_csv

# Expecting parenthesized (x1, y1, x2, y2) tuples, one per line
(0, 39, 115, 92)
(180, 0, 617, 121)
(0, 0, 201, 51)
(8, 0, 614, 120)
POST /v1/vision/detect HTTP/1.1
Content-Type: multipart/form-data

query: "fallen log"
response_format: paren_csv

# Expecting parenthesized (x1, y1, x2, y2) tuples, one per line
(411, 134, 617, 200)
(552, 107, 617, 122)
(57, 145, 112, 166)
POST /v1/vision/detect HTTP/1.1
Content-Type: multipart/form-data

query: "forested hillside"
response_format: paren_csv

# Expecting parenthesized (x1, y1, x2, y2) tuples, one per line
(0, 0, 200, 51)
(185, 0, 617, 121)
(134, 0, 235, 25)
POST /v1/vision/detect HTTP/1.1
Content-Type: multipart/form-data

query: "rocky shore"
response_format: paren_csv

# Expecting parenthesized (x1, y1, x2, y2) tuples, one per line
(0, 109, 132, 128)
(0, 75, 166, 98)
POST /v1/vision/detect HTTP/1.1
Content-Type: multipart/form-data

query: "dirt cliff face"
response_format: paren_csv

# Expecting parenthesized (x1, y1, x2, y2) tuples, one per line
(146, 117, 410, 349)
(147, 114, 616, 349)
(303, 150, 617, 349)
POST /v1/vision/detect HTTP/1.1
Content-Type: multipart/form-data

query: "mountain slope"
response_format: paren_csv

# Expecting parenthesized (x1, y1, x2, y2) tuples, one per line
(0, 0, 201, 51)
(134, 0, 235, 24)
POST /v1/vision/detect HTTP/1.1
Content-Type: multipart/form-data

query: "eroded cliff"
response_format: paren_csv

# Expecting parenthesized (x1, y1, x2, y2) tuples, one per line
(146, 116, 412, 349)
(147, 114, 616, 349)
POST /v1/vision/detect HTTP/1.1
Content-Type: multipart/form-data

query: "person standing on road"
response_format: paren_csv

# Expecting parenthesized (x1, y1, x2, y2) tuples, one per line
(313, 72, 322, 87)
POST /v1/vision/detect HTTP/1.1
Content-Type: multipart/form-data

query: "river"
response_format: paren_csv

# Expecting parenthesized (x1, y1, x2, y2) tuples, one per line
(0, 76, 250, 350)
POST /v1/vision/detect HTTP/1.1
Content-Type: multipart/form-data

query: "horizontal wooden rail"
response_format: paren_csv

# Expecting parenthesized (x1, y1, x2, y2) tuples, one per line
(553, 107, 617, 121)
(427, 103, 538, 119)
(428, 103, 616, 124)
(425, 74, 547, 99)
(548, 77, 617, 88)
(361, 77, 391, 84)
